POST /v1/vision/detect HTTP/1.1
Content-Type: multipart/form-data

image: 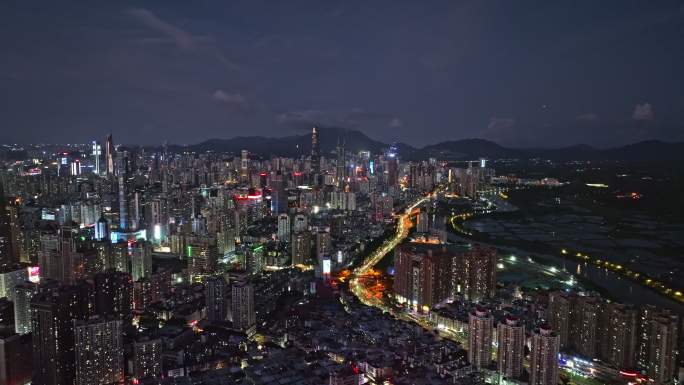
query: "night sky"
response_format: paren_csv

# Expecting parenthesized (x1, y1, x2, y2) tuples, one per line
(1, 1, 683, 147)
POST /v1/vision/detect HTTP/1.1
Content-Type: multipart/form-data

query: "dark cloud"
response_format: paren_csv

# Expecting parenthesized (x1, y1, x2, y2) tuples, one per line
(632, 103, 654, 121)
(388, 118, 403, 128)
(212, 90, 247, 109)
(0, 1, 683, 146)
(576, 113, 599, 121)
(128, 8, 195, 50)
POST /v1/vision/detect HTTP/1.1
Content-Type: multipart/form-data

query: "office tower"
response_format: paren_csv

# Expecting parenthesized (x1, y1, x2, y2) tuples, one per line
(291, 231, 311, 266)
(547, 291, 572, 349)
(0, 267, 27, 302)
(0, 182, 17, 268)
(293, 214, 308, 233)
(0, 332, 32, 385)
(530, 327, 560, 385)
(231, 280, 255, 332)
(311, 126, 320, 177)
(132, 338, 162, 380)
(497, 316, 525, 379)
(187, 237, 219, 282)
(105, 134, 115, 175)
(454, 245, 497, 302)
(245, 244, 264, 276)
(240, 150, 249, 183)
(335, 138, 345, 185)
(130, 241, 152, 281)
(315, 230, 331, 259)
(640, 310, 678, 384)
(599, 302, 638, 369)
(13, 281, 38, 334)
(73, 317, 123, 385)
(91, 141, 101, 174)
(386, 149, 399, 187)
(277, 214, 290, 241)
(205, 275, 228, 322)
(218, 225, 236, 255)
(94, 270, 132, 320)
(270, 173, 288, 214)
(118, 174, 128, 231)
(38, 226, 83, 285)
(31, 286, 90, 385)
(570, 295, 601, 358)
(468, 307, 493, 369)
(393, 244, 452, 310)
(94, 216, 108, 241)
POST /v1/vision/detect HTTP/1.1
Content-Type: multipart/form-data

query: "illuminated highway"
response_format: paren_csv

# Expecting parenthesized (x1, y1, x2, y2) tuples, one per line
(348, 188, 468, 344)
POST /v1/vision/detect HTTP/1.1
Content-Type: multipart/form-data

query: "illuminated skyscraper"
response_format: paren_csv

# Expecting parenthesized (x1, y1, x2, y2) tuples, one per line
(547, 291, 572, 349)
(393, 244, 452, 310)
(530, 327, 560, 385)
(599, 302, 638, 369)
(231, 280, 255, 332)
(311, 126, 320, 178)
(277, 214, 290, 241)
(31, 286, 91, 385)
(291, 231, 311, 266)
(468, 307, 493, 369)
(73, 317, 123, 385)
(130, 241, 152, 281)
(240, 149, 249, 183)
(91, 141, 101, 175)
(245, 244, 264, 276)
(13, 281, 37, 335)
(0, 182, 17, 268)
(497, 316, 525, 379)
(335, 137, 345, 185)
(205, 275, 228, 322)
(94, 270, 132, 320)
(453, 245, 497, 301)
(640, 310, 678, 384)
(105, 134, 114, 175)
(570, 294, 601, 358)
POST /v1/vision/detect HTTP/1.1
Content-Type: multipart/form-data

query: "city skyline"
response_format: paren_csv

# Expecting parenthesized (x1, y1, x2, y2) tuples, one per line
(1, 2, 683, 385)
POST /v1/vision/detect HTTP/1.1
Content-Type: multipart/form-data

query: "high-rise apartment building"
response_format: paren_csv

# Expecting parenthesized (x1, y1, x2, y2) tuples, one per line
(131, 338, 162, 380)
(31, 286, 91, 385)
(547, 291, 572, 349)
(468, 307, 493, 369)
(529, 327, 560, 385)
(497, 316, 525, 379)
(394, 244, 453, 310)
(73, 317, 123, 385)
(231, 280, 255, 332)
(454, 245, 497, 301)
(291, 231, 311, 266)
(570, 295, 601, 358)
(640, 310, 678, 384)
(599, 302, 638, 369)
(205, 275, 228, 322)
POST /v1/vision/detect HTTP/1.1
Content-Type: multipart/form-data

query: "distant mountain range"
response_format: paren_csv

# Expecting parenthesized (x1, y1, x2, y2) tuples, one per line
(176, 127, 684, 162)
